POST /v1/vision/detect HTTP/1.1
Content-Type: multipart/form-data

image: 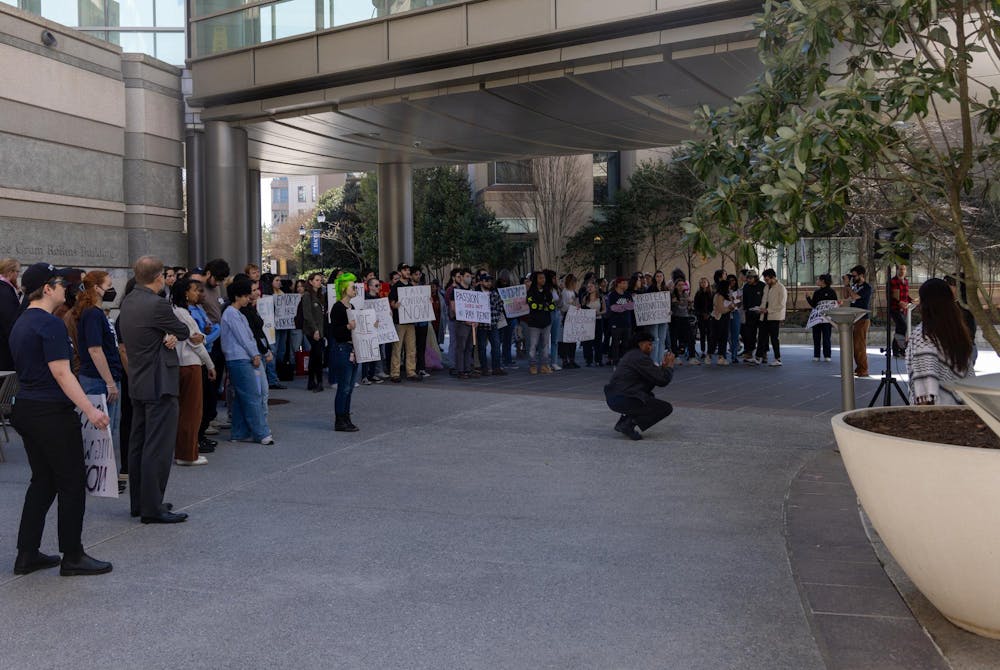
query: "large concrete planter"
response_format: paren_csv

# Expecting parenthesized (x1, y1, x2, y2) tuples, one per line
(831, 406, 1000, 639)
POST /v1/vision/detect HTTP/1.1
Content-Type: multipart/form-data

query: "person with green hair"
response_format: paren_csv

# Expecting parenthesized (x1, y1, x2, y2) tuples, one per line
(329, 272, 361, 431)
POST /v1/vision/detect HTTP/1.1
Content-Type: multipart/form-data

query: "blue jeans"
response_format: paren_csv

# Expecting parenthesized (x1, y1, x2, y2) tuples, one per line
(477, 326, 501, 370)
(275, 329, 292, 363)
(79, 374, 121, 453)
(226, 359, 270, 441)
(652, 322, 669, 362)
(729, 310, 742, 361)
(265, 346, 279, 385)
(549, 313, 562, 363)
(331, 342, 359, 416)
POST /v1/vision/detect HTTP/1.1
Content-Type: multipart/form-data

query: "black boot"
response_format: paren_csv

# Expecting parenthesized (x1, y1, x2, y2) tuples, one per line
(334, 415, 350, 432)
(60, 551, 113, 576)
(13, 549, 61, 575)
(344, 413, 360, 432)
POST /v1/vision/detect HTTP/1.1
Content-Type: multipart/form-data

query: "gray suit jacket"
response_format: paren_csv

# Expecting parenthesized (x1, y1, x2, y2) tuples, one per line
(119, 285, 189, 401)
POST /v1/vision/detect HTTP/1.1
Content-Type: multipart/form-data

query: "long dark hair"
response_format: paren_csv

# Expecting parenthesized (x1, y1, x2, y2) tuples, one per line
(171, 276, 199, 308)
(714, 279, 730, 300)
(919, 278, 973, 373)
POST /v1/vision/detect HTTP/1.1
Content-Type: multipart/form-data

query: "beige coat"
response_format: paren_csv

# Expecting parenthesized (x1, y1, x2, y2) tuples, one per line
(760, 280, 788, 321)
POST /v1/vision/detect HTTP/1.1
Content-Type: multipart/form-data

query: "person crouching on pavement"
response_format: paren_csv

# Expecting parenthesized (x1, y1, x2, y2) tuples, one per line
(603, 330, 676, 441)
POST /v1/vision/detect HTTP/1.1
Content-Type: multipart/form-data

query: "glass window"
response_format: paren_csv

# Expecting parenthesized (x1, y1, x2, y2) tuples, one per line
(155, 0, 183, 25)
(116, 0, 155, 26)
(193, 7, 256, 57)
(155, 31, 185, 63)
(497, 218, 537, 234)
(297, 185, 306, 202)
(41, 0, 79, 25)
(491, 160, 532, 186)
(192, 0, 255, 20)
(259, 0, 315, 42)
(110, 30, 156, 56)
(78, 0, 104, 26)
(0, 0, 16, 6)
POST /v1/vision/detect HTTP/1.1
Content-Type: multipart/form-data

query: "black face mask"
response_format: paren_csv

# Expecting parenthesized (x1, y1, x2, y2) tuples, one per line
(102, 288, 117, 303)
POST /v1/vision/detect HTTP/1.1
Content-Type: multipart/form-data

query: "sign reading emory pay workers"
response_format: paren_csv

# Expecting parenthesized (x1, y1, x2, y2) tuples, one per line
(351, 310, 382, 364)
(396, 285, 434, 324)
(561, 306, 596, 343)
(364, 298, 399, 344)
(497, 285, 529, 318)
(454, 289, 491, 324)
(79, 395, 118, 498)
(273, 294, 301, 330)
(632, 292, 671, 326)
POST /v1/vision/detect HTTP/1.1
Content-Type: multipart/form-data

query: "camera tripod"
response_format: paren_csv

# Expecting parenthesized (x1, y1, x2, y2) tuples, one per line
(868, 268, 909, 407)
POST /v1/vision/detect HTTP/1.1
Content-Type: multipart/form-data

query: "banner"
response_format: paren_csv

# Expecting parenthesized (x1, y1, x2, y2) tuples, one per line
(454, 289, 491, 324)
(274, 293, 301, 330)
(397, 285, 434, 324)
(310, 229, 321, 255)
(79, 395, 118, 498)
(257, 295, 276, 343)
(562, 306, 596, 343)
(364, 298, 399, 344)
(351, 310, 382, 363)
(805, 300, 841, 329)
(498, 285, 529, 318)
(633, 292, 671, 326)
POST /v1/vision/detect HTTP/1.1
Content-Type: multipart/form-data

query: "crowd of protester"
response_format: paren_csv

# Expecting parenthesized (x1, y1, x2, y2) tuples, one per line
(0, 251, 981, 575)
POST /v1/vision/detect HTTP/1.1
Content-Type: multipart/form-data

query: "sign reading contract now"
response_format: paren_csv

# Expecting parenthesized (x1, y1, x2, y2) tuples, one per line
(454, 289, 491, 324)
(397, 285, 434, 324)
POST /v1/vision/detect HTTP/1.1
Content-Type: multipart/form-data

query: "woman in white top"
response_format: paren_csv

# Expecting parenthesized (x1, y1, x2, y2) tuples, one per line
(171, 277, 215, 465)
(906, 278, 974, 405)
(559, 274, 581, 368)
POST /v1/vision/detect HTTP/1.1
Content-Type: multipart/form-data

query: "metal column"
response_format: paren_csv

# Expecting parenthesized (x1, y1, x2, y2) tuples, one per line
(376, 163, 413, 280)
(184, 129, 205, 267)
(205, 121, 249, 269)
(247, 169, 261, 269)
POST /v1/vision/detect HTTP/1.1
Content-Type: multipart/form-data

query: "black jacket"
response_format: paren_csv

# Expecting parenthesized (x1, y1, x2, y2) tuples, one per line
(0, 280, 19, 370)
(806, 286, 839, 307)
(603, 348, 673, 402)
(742, 281, 765, 310)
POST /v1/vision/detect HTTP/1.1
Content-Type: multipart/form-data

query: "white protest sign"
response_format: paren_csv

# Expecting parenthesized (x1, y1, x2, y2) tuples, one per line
(454, 289, 491, 324)
(633, 292, 671, 326)
(805, 300, 841, 329)
(350, 283, 366, 311)
(397, 285, 434, 324)
(257, 296, 276, 343)
(498, 285, 529, 318)
(562, 306, 596, 343)
(274, 293, 301, 330)
(364, 298, 399, 344)
(79, 395, 118, 498)
(351, 310, 382, 363)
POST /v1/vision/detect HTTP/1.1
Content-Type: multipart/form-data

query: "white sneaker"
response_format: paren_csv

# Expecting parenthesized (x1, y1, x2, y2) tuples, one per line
(418, 370, 431, 378)
(260, 435, 275, 445)
(204, 426, 219, 435)
(175, 456, 208, 466)
(212, 419, 231, 429)
(551, 364, 562, 371)
(687, 357, 701, 366)
(360, 377, 372, 386)
(813, 357, 820, 362)
(746, 357, 760, 365)
(824, 357, 832, 362)
(769, 359, 783, 367)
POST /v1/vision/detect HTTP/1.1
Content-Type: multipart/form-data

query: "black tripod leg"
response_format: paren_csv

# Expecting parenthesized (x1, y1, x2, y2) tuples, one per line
(868, 378, 888, 407)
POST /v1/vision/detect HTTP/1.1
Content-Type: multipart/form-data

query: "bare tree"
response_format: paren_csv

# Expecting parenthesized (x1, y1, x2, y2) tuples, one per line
(264, 211, 313, 272)
(502, 156, 590, 273)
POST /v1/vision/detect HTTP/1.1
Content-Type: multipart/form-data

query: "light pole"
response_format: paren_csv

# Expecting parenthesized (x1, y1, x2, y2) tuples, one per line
(298, 224, 306, 275)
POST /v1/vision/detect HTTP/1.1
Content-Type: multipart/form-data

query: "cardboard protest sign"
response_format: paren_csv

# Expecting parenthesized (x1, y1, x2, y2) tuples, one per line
(498, 285, 529, 318)
(273, 293, 301, 330)
(351, 310, 382, 363)
(257, 295, 276, 343)
(805, 300, 841, 329)
(561, 306, 596, 343)
(350, 282, 366, 311)
(397, 285, 434, 324)
(454, 289, 491, 324)
(633, 292, 671, 326)
(364, 298, 399, 344)
(79, 395, 118, 498)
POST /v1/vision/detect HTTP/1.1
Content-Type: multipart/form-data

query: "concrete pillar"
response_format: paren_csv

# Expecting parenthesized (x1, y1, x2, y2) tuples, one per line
(619, 150, 638, 189)
(377, 163, 413, 279)
(205, 121, 248, 268)
(247, 169, 261, 269)
(185, 129, 206, 266)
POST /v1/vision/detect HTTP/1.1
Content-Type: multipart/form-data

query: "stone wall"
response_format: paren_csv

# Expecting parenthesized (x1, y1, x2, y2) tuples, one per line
(0, 4, 186, 271)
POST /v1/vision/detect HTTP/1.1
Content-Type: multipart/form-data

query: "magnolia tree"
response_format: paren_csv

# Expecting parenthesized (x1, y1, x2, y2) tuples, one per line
(682, 0, 1000, 353)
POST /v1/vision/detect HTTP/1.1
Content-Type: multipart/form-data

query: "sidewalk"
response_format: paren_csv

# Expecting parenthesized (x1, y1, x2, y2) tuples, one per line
(0, 345, 997, 668)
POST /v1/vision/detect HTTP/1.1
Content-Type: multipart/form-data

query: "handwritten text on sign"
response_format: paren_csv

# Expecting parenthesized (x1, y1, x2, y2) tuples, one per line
(257, 295, 276, 343)
(351, 310, 382, 363)
(562, 306, 596, 343)
(454, 289, 491, 324)
(397, 285, 434, 324)
(273, 293, 301, 330)
(498, 285, 529, 318)
(364, 298, 399, 344)
(633, 292, 671, 326)
(805, 300, 843, 329)
(79, 394, 118, 498)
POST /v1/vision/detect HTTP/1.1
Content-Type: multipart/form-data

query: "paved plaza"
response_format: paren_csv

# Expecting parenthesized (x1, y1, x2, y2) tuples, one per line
(2, 343, 999, 669)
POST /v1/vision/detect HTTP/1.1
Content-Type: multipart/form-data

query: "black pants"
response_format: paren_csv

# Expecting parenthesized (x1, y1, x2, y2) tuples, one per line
(755, 319, 781, 360)
(129, 396, 179, 517)
(605, 393, 674, 432)
(414, 323, 428, 372)
(672, 315, 696, 358)
(12, 399, 86, 555)
(712, 315, 730, 356)
(607, 325, 631, 365)
(698, 315, 711, 355)
(308, 336, 325, 388)
(812, 324, 832, 359)
(201, 343, 225, 435)
(743, 313, 760, 357)
(119, 373, 131, 474)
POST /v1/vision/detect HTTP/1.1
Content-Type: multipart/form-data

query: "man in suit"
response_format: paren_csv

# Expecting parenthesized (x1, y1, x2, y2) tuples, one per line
(119, 256, 190, 524)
